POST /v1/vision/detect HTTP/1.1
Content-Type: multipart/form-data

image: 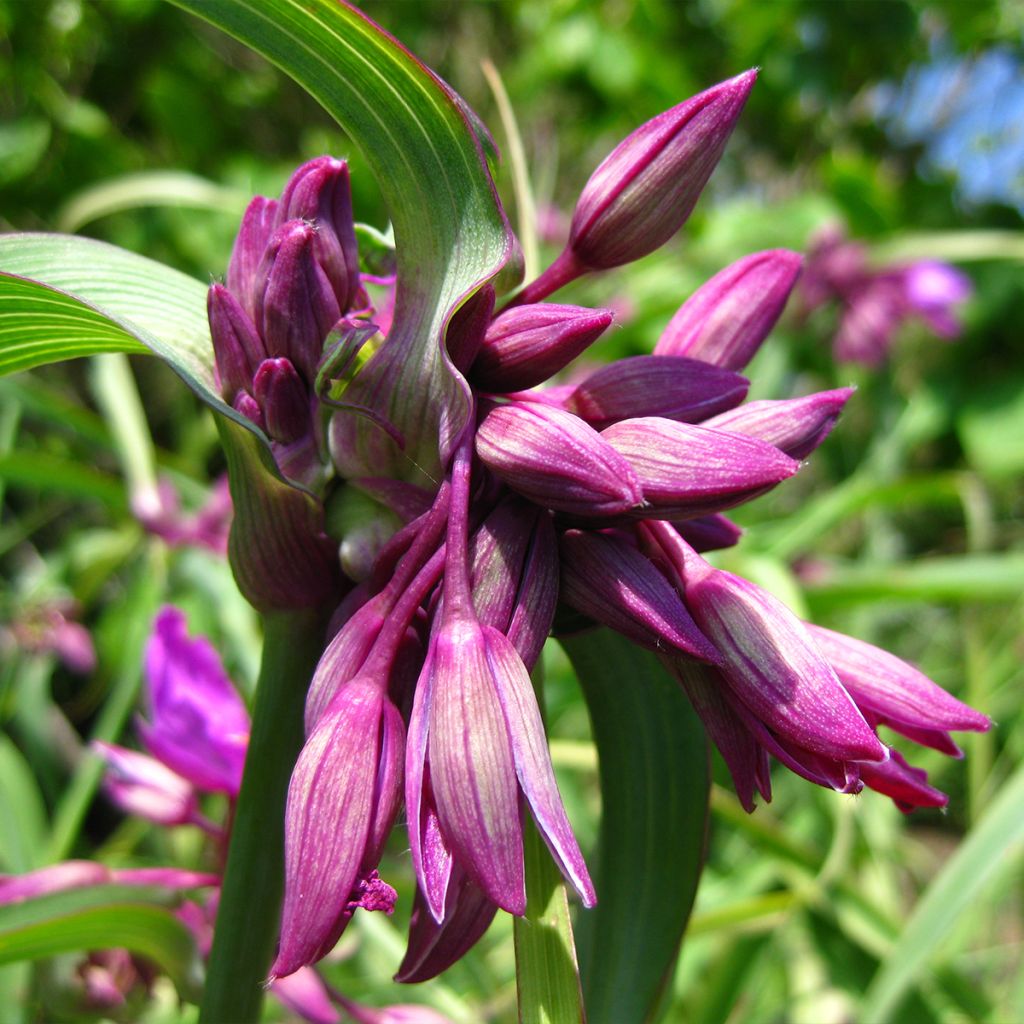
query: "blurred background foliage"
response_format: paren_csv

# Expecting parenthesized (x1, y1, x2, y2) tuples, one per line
(1, 1, 1022, 1021)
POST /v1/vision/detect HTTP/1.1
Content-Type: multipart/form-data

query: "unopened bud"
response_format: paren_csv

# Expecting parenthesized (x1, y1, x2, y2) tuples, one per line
(208, 283, 266, 399)
(655, 250, 802, 370)
(569, 70, 756, 270)
(227, 195, 279, 318)
(252, 358, 311, 444)
(472, 304, 613, 392)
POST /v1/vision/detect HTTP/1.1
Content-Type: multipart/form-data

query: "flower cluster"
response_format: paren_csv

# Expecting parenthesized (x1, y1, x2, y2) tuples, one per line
(798, 223, 973, 366)
(208, 70, 989, 982)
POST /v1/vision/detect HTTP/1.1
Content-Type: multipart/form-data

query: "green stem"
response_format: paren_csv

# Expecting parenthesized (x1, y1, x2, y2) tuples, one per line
(199, 608, 327, 1023)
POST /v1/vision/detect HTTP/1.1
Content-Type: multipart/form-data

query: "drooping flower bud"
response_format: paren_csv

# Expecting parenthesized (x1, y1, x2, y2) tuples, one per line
(471, 304, 613, 392)
(565, 354, 748, 430)
(568, 70, 756, 270)
(859, 749, 948, 813)
(273, 679, 404, 979)
(252, 357, 312, 444)
(226, 195, 279, 319)
(254, 220, 341, 384)
(476, 403, 643, 517)
(674, 514, 742, 552)
(559, 528, 719, 661)
(277, 156, 362, 313)
(208, 283, 267, 399)
(702, 388, 855, 459)
(601, 417, 800, 519)
(654, 250, 803, 370)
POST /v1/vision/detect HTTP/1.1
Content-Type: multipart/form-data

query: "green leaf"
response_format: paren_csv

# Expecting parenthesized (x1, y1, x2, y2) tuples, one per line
(0, 738, 48, 873)
(0, 887, 203, 1001)
(171, 0, 512, 481)
(560, 630, 709, 1024)
(861, 760, 1024, 1021)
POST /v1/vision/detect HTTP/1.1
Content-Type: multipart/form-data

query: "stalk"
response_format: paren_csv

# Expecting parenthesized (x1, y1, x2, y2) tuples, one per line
(199, 608, 327, 1023)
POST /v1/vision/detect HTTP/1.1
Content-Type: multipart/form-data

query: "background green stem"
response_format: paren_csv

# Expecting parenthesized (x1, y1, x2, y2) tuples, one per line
(199, 608, 327, 1023)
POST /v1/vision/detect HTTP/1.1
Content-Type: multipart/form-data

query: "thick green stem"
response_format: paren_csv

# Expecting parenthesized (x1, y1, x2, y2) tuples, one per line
(199, 608, 327, 1023)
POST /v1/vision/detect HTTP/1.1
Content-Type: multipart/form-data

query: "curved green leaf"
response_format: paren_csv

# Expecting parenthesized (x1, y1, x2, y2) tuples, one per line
(560, 630, 709, 1024)
(0, 887, 203, 1001)
(171, 0, 513, 480)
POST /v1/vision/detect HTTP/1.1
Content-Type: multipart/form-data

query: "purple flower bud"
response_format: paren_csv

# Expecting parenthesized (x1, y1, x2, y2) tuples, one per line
(859, 748, 948, 813)
(471, 304, 613, 392)
(92, 742, 198, 826)
(408, 618, 594, 917)
(654, 250, 803, 370)
(559, 529, 719, 662)
(676, 551, 887, 764)
(475, 403, 643, 517)
(674, 515, 742, 552)
(601, 417, 800, 519)
(138, 607, 250, 796)
(469, 497, 558, 670)
(227, 195, 279, 319)
(565, 355, 748, 430)
(568, 70, 756, 270)
(252, 357, 312, 444)
(806, 624, 990, 748)
(208, 283, 267, 399)
(702, 388, 855, 460)
(396, 867, 497, 983)
(273, 679, 404, 978)
(232, 389, 266, 432)
(254, 220, 342, 383)
(277, 156, 362, 312)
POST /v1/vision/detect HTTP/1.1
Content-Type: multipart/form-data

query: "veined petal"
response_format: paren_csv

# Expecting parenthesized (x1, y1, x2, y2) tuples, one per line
(428, 618, 525, 914)
(860, 749, 948, 813)
(484, 625, 595, 907)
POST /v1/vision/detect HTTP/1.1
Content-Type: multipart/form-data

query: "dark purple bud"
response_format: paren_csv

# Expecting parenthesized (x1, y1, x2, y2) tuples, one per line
(566, 355, 748, 430)
(674, 515, 742, 552)
(227, 195, 279, 318)
(278, 156, 362, 312)
(232, 390, 265, 432)
(476, 403, 643, 517)
(560, 529, 719, 661)
(208, 283, 267, 399)
(396, 867, 497, 983)
(446, 285, 496, 374)
(702, 388, 855, 460)
(252, 358, 311, 445)
(472, 304, 614, 392)
(655, 250, 803, 370)
(602, 417, 800, 519)
(254, 220, 341, 383)
(569, 70, 756, 270)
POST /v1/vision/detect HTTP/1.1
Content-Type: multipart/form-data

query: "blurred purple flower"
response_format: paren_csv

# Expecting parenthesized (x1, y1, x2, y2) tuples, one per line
(3, 601, 96, 674)
(133, 476, 232, 555)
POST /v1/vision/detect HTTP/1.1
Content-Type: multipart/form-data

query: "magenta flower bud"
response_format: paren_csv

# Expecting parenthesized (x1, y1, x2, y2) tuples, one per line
(407, 617, 594, 918)
(469, 497, 558, 669)
(565, 354, 748, 430)
(476, 403, 643, 517)
(677, 552, 887, 764)
(273, 679, 405, 978)
(859, 749, 948, 813)
(601, 417, 800, 519)
(254, 220, 342, 383)
(252, 357, 311, 444)
(227, 194, 279, 319)
(232, 389, 266, 431)
(559, 529, 719, 662)
(568, 70, 756, 270)
(674, 514, 742, 552)
(471, 304, 614, 392)
(138, 607, 250, 796)
(277, 156, 362, 312)
(702, 388, 855, 460)
(654, 250, 803, 370)
(208, 283, 267, 399)
(396, 867, 497, 983)
(92, 742, 199, 827)
(806, 624, 990, 751)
